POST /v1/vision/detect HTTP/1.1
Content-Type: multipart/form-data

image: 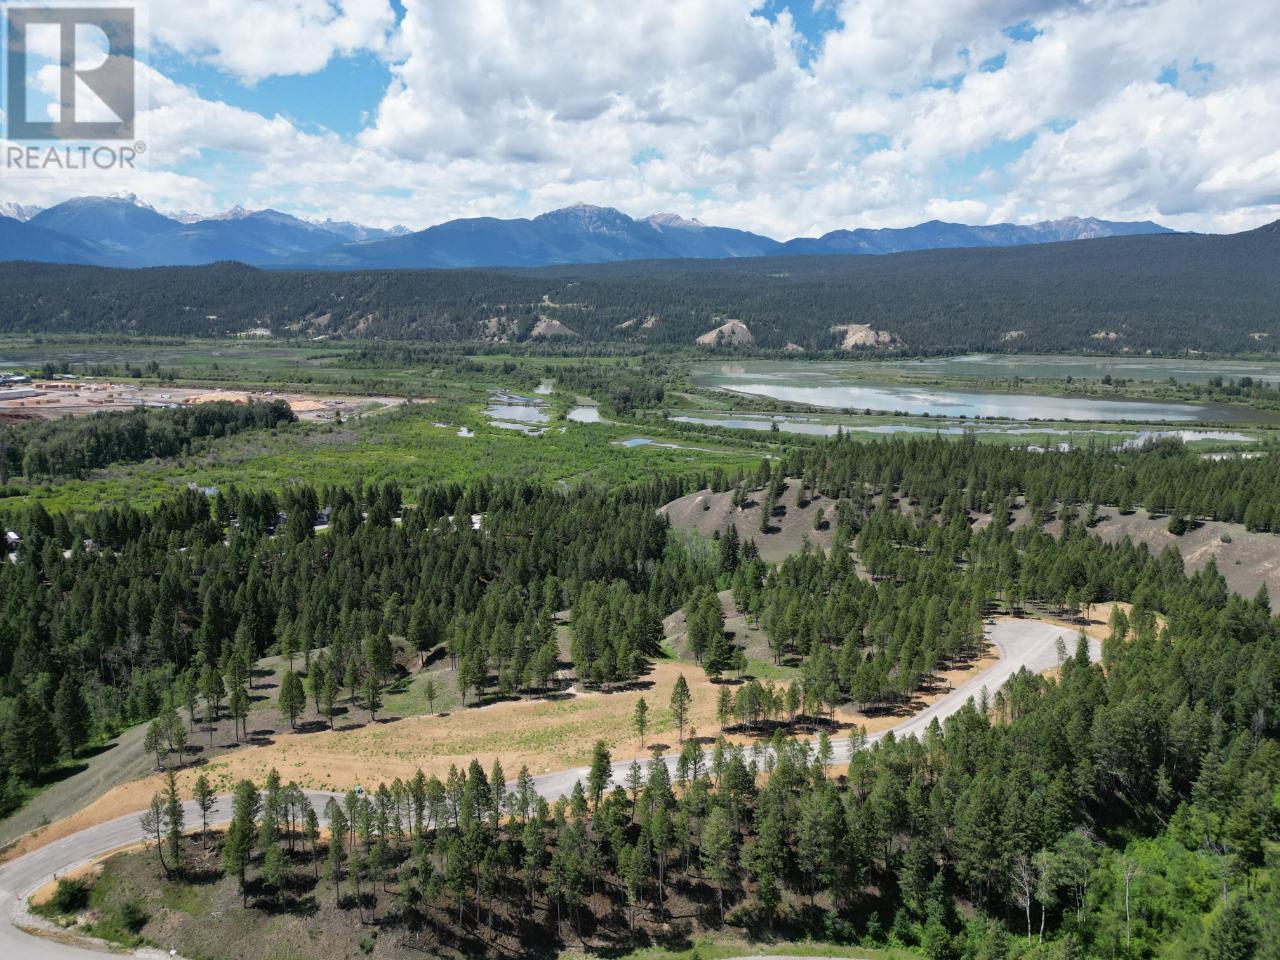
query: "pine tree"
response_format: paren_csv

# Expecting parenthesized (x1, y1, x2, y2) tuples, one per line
(362, 673, 382, 721)
(280, 621, 298, 672)
(52, 672, 90, 758)
(170, 717, 188, 766)
(633, 697, 648, 747)
(718, 523, 740, 572)
(200, 664, 224, 745)
(3, 692, 57, 780)
(304, 805, 321, 877)
(424, 677, 437, 713)
(408, 594, 437, 665)
(163, 769, 184, 877)
(278, 670, 306, 729)
(344, 657, 360, 702)
(192, 773, 216, 846)
(140, 792, 168, 874)
(233, 622, 256, 690)
(701, 805, 734, 924)
(321, 671, 338, 729)
(717, 685, 733, 731)
(222, 779, 260, 906)
(521, 817, 544, 911)
(364, 628, 395, 687)
(179, 669, 199, 731)
(144, 718, 167, 770)
(650, 802, 672, 918)
(324, 799, 348, 904)
(229, 685, 249, 742)
(618, 842, 643, 934)
(670, 674, 692, 743)
(587, 740, 612, 812)
(759, 493, 774, 533)
(307, 658, 327, 714)
(1208, 897, 1258, 960)
(263, 841, 288, 908)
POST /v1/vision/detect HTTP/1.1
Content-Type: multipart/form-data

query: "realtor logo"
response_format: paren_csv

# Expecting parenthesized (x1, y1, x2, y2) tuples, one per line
(4, 4, 137, 141)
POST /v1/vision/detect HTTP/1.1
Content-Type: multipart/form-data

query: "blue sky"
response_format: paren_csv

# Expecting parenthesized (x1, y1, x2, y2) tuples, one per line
(156, 53, 391, 138)
(3, 0, 1277, 237)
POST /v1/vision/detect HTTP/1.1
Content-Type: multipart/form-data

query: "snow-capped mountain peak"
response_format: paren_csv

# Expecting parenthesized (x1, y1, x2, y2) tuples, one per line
(643, 212, 705, 230)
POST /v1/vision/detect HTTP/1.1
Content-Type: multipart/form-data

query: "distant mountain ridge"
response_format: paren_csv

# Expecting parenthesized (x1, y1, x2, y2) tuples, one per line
(0, 194, 1175, 268)
(0, 216, 102, 264)
(30, 195, 179, 255)
(1, 220, 1275, 355)
(297, 201, 783, 269)
(781, 216, 1174, 255)
(0, 195, 410, 267)
(285, 203, 1173, 269)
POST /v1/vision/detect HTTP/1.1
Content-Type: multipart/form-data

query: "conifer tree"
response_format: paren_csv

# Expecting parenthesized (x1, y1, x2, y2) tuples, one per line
(633, 697, 648, 747)
(278, 670, 306, 729)
(52, 672, 90, 758)
(670, 675, 692, 743)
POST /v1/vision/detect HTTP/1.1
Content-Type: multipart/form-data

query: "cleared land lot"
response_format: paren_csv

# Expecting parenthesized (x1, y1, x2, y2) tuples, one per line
(2, 588, 1019, 867)
(0, 380, 403, 422)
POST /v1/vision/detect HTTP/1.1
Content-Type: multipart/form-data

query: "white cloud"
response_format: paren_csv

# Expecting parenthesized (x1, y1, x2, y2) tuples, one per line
(4, 0, 1280, 236)
(150, 0, 397, 83)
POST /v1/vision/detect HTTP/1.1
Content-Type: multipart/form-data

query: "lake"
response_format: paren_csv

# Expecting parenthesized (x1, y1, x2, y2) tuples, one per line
(616, 437, 719, 453)
(879, 354, 1280, 385)
(670, 414, 1255, 445)
(485, 392, 549, 433)
(673, 415, 840, 435)
(692, 363, 1261, 423)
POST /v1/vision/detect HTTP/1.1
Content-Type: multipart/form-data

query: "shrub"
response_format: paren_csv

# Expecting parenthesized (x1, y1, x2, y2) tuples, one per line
(48, 876, 90, 914)
(118, 898, 148, 934)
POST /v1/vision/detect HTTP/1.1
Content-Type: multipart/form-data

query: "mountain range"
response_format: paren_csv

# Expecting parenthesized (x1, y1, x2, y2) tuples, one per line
(2, 196, 412, 267)
(0, 195, 1177, 269)
(0, 194, 1175, 270)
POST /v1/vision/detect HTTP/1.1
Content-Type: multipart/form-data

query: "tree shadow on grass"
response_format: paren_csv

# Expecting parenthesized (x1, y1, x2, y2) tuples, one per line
(181, 867, 223, 887)
(78, 741, 117, 761)
(38, 760, 89, 787)
(417, 646, 450, 670)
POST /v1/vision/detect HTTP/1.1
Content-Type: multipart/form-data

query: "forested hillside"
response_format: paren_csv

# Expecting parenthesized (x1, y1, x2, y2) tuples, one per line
(4, 434, 1279, 809)
(0, 222, 1277, 353)
(8, 436, 1277, 960)
(147, 578, 1271, 960)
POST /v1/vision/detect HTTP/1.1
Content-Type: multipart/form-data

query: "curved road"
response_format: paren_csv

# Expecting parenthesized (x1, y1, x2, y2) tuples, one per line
(0, 619, 1093, 959)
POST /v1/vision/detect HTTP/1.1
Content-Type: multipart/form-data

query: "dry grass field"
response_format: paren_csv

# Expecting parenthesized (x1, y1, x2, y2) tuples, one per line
(4, 642, 1007, 866)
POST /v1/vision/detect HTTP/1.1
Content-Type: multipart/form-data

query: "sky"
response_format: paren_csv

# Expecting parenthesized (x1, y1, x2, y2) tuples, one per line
(2, 0, 1279, 237)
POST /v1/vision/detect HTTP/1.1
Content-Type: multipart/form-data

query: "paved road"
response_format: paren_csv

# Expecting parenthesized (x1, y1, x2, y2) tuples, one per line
(0, 618, 1091, 959)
